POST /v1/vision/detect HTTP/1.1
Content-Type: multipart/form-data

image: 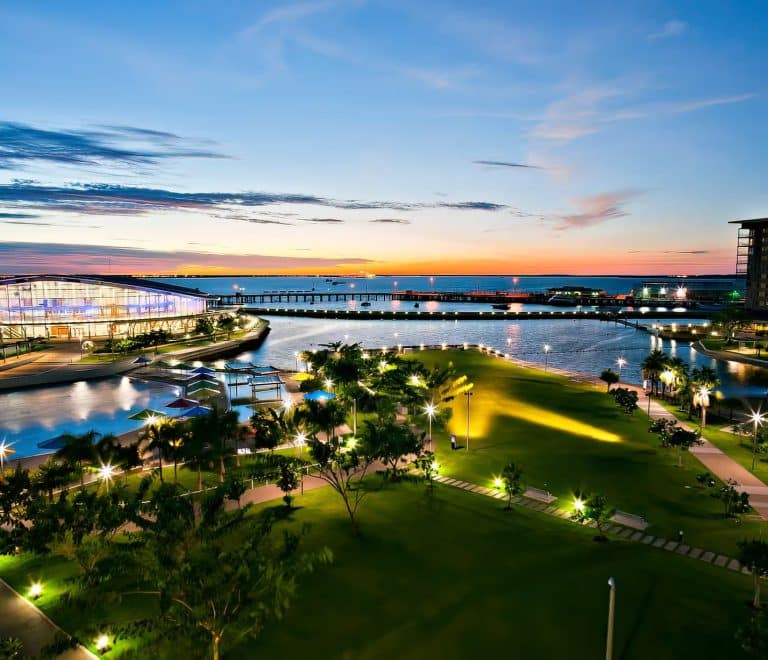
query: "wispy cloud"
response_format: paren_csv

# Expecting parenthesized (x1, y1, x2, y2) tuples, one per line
(551, 190, 639, 230)
(302, 217, 345, 223)
(649, 20, 687, 40)
(0, 182, 508, 219)
(473, 160, 543, 170)
(369, 218, 411, 224)
(242, 1, 340, 37)
(670, 94, 755, 113)
(401, 65, 482, 91)
(0, 122, 227, 170)
(0, 211, 40, 219)
(0, 241, 371, 274)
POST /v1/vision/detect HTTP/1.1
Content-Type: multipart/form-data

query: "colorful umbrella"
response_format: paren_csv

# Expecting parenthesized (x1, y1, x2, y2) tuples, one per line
(133, 356, 152, 364)
(175, 405, 212, 419)
(37, 435, 69, 450)
(292, 372, 313, 381)
(171, 362, 194, 371)
(165, 397, 199, 409)
(190, 366, 216, 375)
(188, 387, 221, 398)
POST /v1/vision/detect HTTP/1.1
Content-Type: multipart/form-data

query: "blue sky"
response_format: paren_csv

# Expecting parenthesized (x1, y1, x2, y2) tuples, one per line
(0, 0, 766, 274)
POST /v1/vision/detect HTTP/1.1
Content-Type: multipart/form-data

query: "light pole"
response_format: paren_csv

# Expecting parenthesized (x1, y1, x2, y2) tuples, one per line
(751, 410, 765, 471)
(98, 464, 115, 494)
(295, 432, 306, 457)
(543, 344, 551, 371)
(606, 577, 616, 660)
(616, 357, 626, 381)
(464, 390, 474, 451)
(0, 440, 14, 472)
(294, 351, 299, 371)
(424, 402, 437, 451)
(352, 398, 358, 436)
(697, 386, 710, 430)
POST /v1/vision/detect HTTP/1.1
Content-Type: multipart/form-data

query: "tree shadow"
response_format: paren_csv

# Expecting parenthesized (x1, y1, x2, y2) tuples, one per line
(618, 578, 657, 660)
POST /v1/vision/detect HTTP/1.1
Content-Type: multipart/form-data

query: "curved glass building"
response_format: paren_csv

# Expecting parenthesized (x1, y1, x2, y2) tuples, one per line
(0, 275, 212, 339)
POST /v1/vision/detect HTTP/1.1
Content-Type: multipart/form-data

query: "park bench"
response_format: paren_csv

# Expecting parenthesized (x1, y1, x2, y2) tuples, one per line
(523, 487, 557, 504)
(610, 510, 648, 530)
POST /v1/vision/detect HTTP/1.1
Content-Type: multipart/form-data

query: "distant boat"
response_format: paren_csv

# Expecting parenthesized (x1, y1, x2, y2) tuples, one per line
(332, 280, 346, 285)
(414, 303, 419, 308)
(491, 303, 510, 310)
(361, 301, 371, 307)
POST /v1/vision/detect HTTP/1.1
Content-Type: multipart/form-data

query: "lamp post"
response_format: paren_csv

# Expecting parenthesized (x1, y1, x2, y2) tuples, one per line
(606, 577, 616, 660)
(751, 411, 765, 471)
(464, 390, 474, 451)
(98, 464, 115, 494)
(616, 357, 626, 381)
(294, 351, 299, 372)
(0, 440, 14, 472)
(424, 402, 437, 451)
(295, 432, 306, 457)
(543, 344, 551, 371)
(352, 398, 357, 436)
(697, 386, 710, 430)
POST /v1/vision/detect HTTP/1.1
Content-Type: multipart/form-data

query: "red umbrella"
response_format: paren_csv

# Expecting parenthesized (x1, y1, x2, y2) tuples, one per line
(165, 397, 199, 409)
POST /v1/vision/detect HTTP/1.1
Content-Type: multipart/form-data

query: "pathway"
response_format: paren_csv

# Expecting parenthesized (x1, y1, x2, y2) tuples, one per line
(431, 474, 752, 577)
(0, 578, 96, 659)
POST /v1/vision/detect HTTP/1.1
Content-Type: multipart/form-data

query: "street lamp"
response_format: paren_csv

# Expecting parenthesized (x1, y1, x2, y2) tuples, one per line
(294, 351, 299, 371)
(463, 390, 474, 451)
(543, 344, 551, 371)
(697, 386, 710, 429)
(0, 439, 15, 472)
(324, 378, 334, 390)
(295, 432, 307, 457)
(98, 464, 115, 494)
(751, 410, 765, 470)
(606, 577, 616, 660)
(424, 402, 437, 451)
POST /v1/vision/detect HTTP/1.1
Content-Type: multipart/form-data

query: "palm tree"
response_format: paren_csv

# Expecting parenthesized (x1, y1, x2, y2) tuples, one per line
(641, 350, 666, 396)
(140, 423, 169, 482)
(55, 430, 99, 487)
(34, 458, 74, 501)
(190, 407, 239, 483)
(296, 399, 347, 443)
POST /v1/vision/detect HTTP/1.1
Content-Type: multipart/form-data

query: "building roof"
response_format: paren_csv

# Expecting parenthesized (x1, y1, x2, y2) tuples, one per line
(729, 218, 768, 226)
(0, 274, 212, 299)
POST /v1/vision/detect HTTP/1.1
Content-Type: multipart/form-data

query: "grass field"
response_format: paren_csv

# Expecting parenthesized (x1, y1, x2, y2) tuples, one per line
(412, 350, 763, 556)
(1, 482, 754, 659)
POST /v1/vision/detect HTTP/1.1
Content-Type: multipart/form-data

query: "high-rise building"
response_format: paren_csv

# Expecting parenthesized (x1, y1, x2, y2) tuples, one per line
(731, 218, 768, 310)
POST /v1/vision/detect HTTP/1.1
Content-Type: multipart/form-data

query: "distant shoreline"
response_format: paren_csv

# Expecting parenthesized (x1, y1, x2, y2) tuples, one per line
(136, 273, 740, 279)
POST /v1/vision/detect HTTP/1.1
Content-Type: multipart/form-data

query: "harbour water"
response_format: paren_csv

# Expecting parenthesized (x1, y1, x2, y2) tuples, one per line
(1, 276, 763, 459)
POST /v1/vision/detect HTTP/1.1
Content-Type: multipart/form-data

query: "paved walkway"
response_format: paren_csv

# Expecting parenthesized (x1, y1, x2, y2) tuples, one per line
(431, 474, 752, 577)
(0, 578, 96, 659)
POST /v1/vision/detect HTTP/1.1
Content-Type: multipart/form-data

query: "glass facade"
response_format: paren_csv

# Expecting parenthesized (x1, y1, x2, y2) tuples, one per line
(0, 277, 209, 339)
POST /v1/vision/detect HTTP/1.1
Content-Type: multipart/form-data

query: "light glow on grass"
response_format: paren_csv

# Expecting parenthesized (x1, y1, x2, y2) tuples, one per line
(29, 582, 42, 599)
(501, 400, 621, 443)
(493, 477, 503, 489)
(96, 634, 110, 653)
(574, 497, 585, 513)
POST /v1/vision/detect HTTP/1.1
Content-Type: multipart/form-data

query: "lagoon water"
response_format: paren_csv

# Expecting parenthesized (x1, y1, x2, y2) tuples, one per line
(1, 276, 763, 459)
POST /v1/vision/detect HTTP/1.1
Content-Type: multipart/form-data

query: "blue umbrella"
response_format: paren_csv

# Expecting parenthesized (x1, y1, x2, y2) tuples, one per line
(190, 366, 216, 375)
(37, 434, 71, 450)
(304, 390, 336, 402)
(133, 356, 152, 364)
(175, 405, 212, 419)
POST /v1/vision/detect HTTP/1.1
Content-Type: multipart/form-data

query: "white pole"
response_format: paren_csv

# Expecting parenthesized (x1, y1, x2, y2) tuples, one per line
(606, 577, 616, 660)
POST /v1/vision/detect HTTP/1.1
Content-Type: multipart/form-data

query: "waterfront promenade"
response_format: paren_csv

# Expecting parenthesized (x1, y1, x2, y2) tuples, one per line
(0, 320, 270, 392)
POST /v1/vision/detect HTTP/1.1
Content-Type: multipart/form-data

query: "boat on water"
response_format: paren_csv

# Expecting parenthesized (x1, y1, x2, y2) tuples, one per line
(332, 280, 346, 285)
(361, 301, 371, 307)
(491, 303, 510, 310)
(414, 303, 419, 308)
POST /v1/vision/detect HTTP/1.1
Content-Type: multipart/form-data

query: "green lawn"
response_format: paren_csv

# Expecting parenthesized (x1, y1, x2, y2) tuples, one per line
(412, 350, 763, 556)
(2, 482, 754, 659)
(236, 482, 752, 660)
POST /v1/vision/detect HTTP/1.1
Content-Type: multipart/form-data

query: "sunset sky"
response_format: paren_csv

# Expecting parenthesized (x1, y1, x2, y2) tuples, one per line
(1, 1, 766, 275)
